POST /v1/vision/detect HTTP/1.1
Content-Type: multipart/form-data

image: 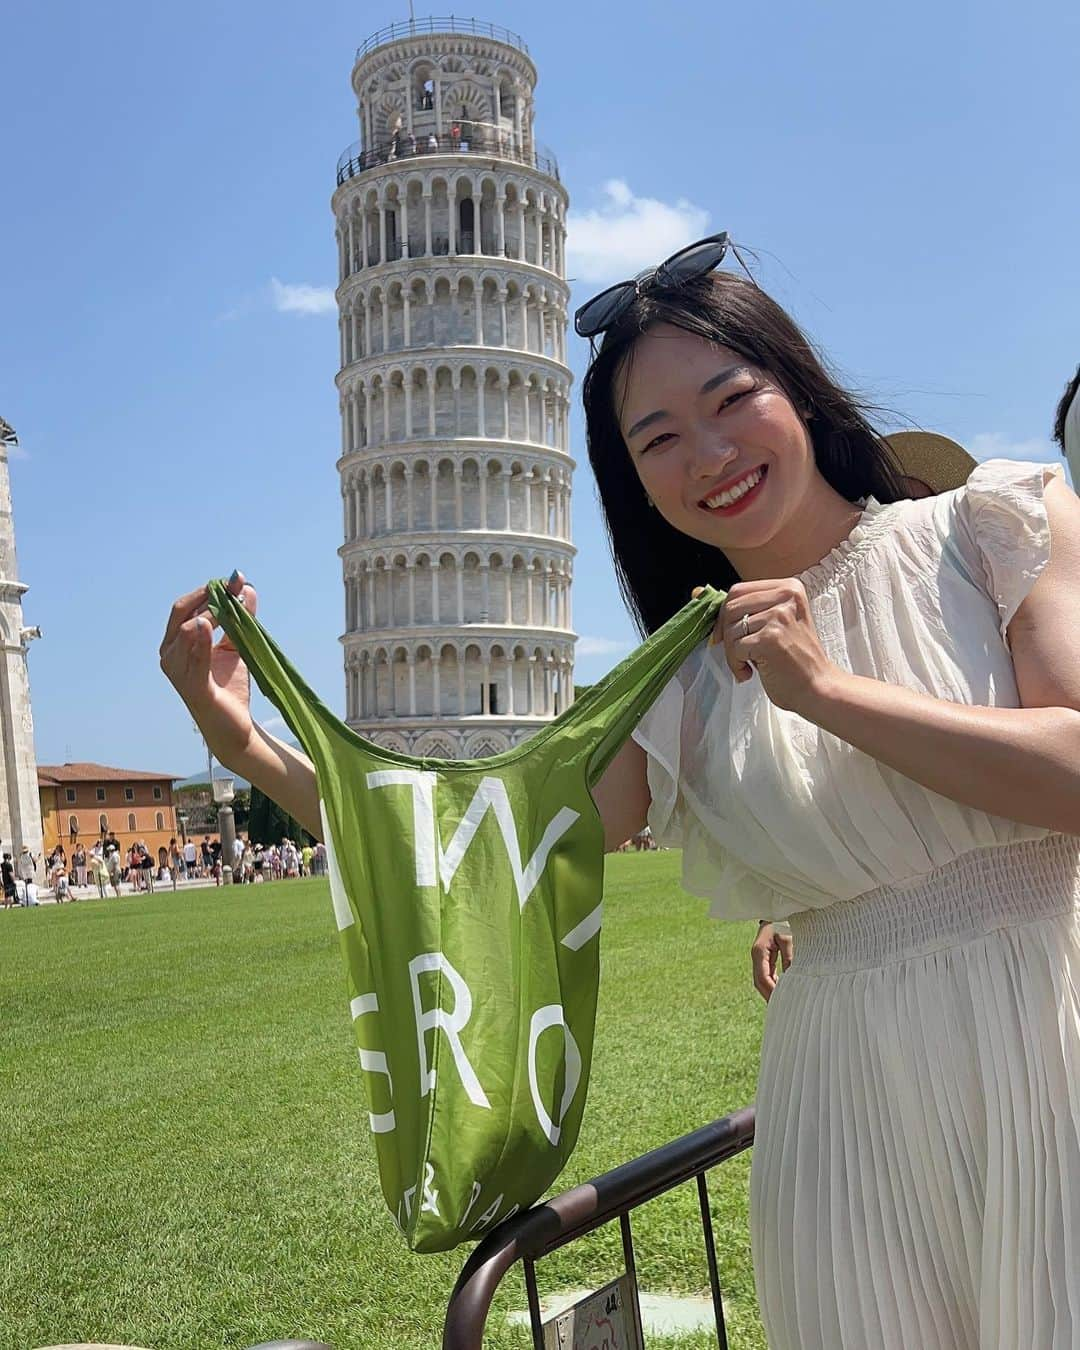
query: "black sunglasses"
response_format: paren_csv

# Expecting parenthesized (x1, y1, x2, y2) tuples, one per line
(574, 231, 740, 339)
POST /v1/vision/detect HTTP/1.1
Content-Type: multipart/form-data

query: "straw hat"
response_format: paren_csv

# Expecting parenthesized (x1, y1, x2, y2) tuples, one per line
(885, 431, 977, 495)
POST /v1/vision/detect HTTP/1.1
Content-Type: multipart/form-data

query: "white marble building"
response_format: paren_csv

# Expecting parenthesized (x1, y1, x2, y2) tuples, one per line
(332, 17, 575, 758)
(0, 416, 43, 862)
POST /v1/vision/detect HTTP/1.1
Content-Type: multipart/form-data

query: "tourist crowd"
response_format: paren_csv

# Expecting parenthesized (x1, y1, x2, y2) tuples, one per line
(2, 833, 327, 905)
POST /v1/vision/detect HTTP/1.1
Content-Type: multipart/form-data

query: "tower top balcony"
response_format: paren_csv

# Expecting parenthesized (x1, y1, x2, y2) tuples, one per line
(356, 16, 530, 61)
(336, 122, 559, 187)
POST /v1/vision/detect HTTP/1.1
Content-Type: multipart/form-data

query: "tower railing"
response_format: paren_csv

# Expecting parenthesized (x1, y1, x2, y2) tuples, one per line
(356, 17, 530, 60)
(336, 125, 559, 185)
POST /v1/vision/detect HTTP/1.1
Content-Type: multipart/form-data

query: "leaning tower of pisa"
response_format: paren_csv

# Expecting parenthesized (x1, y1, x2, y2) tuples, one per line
(332, 17, 575, 759)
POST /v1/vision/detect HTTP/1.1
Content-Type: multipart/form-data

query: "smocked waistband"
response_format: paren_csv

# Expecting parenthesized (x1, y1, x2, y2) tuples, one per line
(788, 834, 1080, 974)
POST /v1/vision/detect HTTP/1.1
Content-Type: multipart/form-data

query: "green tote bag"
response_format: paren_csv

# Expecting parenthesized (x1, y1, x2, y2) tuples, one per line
(206, 580, 724, 1252)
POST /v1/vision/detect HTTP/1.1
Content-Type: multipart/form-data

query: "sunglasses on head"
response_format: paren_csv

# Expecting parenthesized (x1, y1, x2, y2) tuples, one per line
(574, 231, 747, 339)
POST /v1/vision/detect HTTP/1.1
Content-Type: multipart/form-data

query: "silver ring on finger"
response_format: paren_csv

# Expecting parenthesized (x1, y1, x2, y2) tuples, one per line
(740, 612, 751, 639)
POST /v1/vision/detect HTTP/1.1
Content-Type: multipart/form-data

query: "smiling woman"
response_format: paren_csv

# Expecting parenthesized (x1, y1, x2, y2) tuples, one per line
(579, 258, 1080, 1349)
(582, 271, 910, 635)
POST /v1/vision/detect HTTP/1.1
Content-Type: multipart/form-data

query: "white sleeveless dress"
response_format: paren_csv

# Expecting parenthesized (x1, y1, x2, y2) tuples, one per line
(631, 459, 1080, 1349)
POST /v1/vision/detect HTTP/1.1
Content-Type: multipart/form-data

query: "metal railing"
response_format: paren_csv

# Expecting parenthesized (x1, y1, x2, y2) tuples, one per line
(443, 1106, 756, 1349)
(336, 125, 560, 186)
(356, 17, 530, 60)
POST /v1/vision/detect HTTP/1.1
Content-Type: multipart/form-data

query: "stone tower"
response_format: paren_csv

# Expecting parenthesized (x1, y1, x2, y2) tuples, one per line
(332, 17, 575, 759)
(0, 417, 43, 861)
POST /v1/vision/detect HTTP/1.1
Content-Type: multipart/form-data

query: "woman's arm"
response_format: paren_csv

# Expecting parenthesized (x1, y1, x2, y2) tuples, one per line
(802, 476, 1080, 835)
(231, 725, 322, 841)
(592, 736, 651, 852)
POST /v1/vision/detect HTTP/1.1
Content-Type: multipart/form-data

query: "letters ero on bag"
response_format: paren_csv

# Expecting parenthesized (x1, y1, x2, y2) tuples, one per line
(207, 578, 725, 1252)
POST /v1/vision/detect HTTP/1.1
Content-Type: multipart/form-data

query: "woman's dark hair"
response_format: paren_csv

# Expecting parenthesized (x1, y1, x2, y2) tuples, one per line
(582, 270, 910, 635)
(1052, 364, 1080, 449)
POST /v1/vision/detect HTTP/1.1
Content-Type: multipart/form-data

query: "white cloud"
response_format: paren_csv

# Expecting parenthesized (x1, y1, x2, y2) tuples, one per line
(269, 277, 336, 316)
(566, 180, 710, 286)
(576, 635, 633, 658)
(968, 432, 1062, 464)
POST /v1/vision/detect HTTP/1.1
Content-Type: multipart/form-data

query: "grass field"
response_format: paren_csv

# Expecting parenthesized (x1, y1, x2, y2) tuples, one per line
(1, 852, 767, 1349)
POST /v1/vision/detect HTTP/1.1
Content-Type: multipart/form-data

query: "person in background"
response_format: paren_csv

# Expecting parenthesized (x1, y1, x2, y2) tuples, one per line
(283, 838, 299, 878)
(52, 862, 73, 903)
(1053, 364, 1080, 487)
(127, 843, 142, 891)
(17, 845, 39, 906)
(301, 841, 313, 877)
(140, 841, 155, 894)
(182, 836, 197, 878)
(72, 842, 87, 890)
(85, 847, 108, 900)
(105, 844, 123, 898)
(168, 837, 181, 890)
(2, 852, 18, 908)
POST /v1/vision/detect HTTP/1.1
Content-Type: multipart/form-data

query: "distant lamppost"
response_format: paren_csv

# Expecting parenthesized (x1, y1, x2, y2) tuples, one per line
(211, 775, 237, 886)
(177, 811, 188, 846)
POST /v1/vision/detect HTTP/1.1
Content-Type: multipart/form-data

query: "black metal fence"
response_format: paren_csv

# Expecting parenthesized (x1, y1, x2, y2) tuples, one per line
(442, 1106, 756, 1349)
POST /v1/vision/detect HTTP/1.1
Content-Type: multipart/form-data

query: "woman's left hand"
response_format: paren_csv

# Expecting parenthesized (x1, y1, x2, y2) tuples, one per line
(709, 578, 843, 718)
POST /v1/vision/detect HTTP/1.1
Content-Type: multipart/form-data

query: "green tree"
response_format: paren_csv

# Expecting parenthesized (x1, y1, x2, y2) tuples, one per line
(232, 788, 251, 832)
(248, 784, 313, 846)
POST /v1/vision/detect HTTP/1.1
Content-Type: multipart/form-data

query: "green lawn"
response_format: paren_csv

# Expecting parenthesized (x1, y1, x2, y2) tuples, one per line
(1, 853, 766, 1349)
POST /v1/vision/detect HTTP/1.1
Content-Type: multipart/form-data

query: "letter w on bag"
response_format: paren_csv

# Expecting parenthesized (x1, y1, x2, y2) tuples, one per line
(366, 770, 580, 906)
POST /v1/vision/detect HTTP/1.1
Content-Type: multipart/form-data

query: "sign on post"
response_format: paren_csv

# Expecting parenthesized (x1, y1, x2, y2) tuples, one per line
(541, 1275, 644, 1350)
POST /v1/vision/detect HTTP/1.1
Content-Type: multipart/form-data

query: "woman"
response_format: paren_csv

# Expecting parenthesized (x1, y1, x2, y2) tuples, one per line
(2, 852, 17, 909)
(161, 245, 1080, 1348)
(72, 842, 87, 890)
(167, 837, 181, 890)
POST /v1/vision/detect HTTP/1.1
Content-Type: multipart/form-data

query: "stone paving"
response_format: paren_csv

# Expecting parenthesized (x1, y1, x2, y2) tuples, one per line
(9, 875, 237, 907)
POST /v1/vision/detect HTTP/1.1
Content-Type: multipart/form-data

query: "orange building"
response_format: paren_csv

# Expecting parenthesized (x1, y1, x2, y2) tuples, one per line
(38, 763, 181, 863)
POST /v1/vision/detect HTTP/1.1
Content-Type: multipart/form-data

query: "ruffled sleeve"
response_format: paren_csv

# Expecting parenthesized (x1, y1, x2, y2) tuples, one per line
(953, 458, 1064, 638)
(631, 675, 685, 846)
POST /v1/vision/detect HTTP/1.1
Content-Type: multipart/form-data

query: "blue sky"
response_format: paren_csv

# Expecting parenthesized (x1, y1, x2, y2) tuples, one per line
(3, 0, 1077, 777)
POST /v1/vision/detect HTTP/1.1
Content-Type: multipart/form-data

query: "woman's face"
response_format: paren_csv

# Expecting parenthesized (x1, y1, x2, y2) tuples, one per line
(614, 324, 820, 558)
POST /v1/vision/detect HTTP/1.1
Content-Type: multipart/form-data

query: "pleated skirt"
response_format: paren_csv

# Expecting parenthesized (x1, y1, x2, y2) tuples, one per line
(751, 834, 1080, 1350)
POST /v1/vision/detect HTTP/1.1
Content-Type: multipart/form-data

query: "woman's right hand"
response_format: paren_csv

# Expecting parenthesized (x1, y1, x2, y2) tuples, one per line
(751, 922, 793, 1002)
(159, 571, 257, 764)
